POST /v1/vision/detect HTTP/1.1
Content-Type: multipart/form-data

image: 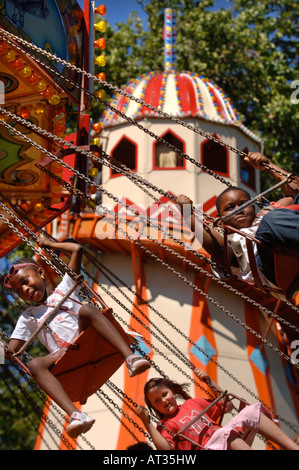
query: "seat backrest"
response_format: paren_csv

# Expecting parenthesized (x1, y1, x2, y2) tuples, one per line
(223, 225, 299, 298)
(273, 248, 299, 298)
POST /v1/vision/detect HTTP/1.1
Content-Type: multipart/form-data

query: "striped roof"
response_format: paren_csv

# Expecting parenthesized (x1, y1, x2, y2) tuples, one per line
(101, 70, 241, 128)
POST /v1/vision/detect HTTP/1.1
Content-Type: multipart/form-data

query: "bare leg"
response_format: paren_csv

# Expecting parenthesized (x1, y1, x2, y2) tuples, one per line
(258, 413, 299, 450)
(78, 305, 150, 377)
(28, 356, 78, 416)
(78, 305, 132, 359)
(228, 436, 252, 450)
(28, 305, 147, 417)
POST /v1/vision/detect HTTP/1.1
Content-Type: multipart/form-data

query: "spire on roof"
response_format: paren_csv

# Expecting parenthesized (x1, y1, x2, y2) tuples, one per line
(164, 8, 177, 72)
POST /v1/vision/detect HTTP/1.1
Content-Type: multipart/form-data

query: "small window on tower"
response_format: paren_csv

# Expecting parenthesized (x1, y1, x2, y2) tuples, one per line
(201, 135, 229, 176)
(154, 131, 185, 169)
(111, 136, 137, 177)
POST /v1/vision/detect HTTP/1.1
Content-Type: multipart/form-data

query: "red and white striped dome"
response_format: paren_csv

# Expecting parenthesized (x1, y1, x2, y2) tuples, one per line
(101, 70, 241, 128)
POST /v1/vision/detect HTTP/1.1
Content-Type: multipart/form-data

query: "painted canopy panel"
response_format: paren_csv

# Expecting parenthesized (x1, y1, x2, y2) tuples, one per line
(1, 0, 85, 102)
(0, 0, 87, 256)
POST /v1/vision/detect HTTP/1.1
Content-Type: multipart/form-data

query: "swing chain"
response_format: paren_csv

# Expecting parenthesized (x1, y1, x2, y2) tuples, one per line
(0, 29, 249, 183)
(0, 27, 298, 436)
(2, 201, 298, 434)
(0, 110, 219, 266)
(2, 167, 299, 366)
(97, 388, 149, 436)
(5, 364, 77, 450)
(0, 30, 295, 211)
(3, 171, 299, 363)
(4, 107, 299, 316)
(1, 26, 295, 186)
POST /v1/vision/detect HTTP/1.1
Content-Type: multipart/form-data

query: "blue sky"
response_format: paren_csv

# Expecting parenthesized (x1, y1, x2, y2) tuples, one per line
(77, 0, 147, 27)
(90, 0, 146, 27)
(77, 0, 231, 28)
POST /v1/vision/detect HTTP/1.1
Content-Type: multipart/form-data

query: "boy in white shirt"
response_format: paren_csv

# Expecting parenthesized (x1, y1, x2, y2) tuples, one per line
(175, 152, 299, 293)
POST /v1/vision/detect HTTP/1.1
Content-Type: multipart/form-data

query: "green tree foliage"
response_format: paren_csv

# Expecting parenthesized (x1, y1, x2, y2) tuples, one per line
(93, 0, 299, 176)
(0, 365, 44, 450)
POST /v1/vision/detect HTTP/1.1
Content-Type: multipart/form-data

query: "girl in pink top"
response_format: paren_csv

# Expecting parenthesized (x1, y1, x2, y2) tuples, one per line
(137, 369, 299, 450)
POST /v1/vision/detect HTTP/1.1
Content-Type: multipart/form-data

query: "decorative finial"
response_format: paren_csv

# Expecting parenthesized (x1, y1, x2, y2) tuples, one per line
(164, 8, 176, 72)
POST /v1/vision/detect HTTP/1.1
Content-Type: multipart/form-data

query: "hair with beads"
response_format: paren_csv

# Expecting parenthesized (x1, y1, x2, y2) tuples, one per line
(13, 257, 40, 269)
(4, 257, 42, 289)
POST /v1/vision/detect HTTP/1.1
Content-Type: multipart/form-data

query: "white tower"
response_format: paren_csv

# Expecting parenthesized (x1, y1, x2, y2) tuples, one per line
(99, 7, 263, 213)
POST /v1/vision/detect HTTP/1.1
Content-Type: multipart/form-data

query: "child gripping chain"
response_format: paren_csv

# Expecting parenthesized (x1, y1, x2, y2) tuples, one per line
(5, 237, 150, 439)
(137, 369, 299, 450)
(175, 152, 299, 294)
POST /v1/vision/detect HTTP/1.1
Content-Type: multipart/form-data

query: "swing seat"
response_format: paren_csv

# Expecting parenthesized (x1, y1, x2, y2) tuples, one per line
(246, 239, 299, 298)
(50, 309, 135, 405)
(223, 225, 299, 299)
(273, 246, 299, 298)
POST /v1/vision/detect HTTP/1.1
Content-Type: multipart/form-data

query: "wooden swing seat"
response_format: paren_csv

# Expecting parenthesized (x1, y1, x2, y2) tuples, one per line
(223, 225, 299, 299)
(272, 246, 299, 298)
(50, 309, 135, 405)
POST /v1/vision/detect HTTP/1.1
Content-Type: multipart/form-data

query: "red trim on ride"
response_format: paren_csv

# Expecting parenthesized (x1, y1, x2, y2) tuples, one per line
(177, 73, 198, 117)
(142, 74, 164, 116)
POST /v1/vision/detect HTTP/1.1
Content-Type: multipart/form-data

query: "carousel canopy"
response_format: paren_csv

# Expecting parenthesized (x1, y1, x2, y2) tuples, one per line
(101, 70, 241, 128)
(101, 8, 241, 129)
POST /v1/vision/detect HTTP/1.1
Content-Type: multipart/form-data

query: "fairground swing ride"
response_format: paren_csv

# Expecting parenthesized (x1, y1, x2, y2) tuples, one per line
(0, 1, 299, 451)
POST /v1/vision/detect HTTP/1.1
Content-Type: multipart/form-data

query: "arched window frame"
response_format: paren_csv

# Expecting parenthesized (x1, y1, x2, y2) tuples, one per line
(153, 129, 186, 170)
(109, 135, 138, 178)
(200, 134, 229, 177)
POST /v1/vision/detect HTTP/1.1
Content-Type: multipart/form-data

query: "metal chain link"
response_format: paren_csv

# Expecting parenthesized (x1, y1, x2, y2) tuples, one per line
(91, 257, 299, 432)
(0, 29, 298, 436)
(106, 380, 273, 450)
(0, 196, 217, 402)
(2, 171, 299, 367)
(2, 105, 298, 309)
(63, 245, 299, 433)
(4, 364, 76, 450)
(1, 201, 298, 432)
(1, 212, 296, 439)
(2, 115, 299, 338)
(0, 31, 250, 174)
(2, 28, 295, 185)
(0, 110, 218, 263)
(104, 380, 153, 442)
(0, 32, 230, 186)
(0, 30, 295, 216)
(97, 389, 148, 437)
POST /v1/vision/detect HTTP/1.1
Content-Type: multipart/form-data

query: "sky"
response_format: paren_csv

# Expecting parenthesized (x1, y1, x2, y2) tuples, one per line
(90, 0, 147, 27)
(77, 0, 231, 29)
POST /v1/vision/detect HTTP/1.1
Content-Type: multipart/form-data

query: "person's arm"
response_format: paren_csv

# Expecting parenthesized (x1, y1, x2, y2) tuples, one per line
(245, 152, 299, 199)
(137, 406, 174, 450)
(36, 237, 83, 275)
(194, 368, 233, 413)
(7, 338, 26, 357)
(175, 195, 235, 266)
